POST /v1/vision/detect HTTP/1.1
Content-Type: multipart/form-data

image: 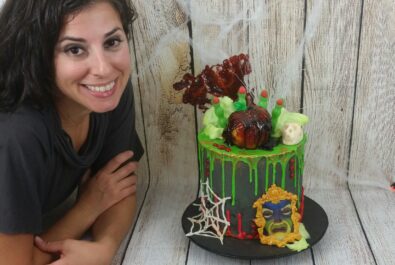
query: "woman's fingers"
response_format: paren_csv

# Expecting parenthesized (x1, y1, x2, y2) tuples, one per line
(48, 260, 65, 265)
(111, 161, 138, 181)
(118, 174, 137, 190)
(78, 152, 139, 214)
(118, 184, 137, 199)
(34, 236, 65, 254)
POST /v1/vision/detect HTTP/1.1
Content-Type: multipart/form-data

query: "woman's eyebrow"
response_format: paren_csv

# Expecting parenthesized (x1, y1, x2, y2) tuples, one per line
(104, 27, 122, 37)
(58, 36, 85, 43)
(58, 27, 123, 43)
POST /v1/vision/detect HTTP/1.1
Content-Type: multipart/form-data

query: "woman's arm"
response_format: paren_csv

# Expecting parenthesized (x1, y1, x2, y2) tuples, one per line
(0, 234, 35, 265)
(32, 197, 101, 264)
(91, 193, 136, 259)
(34, 194, 137, 265)
(33, 151, 137, 264)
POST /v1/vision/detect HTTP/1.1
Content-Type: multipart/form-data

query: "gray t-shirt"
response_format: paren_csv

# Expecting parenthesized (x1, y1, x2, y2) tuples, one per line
(0, 83, 143, 234)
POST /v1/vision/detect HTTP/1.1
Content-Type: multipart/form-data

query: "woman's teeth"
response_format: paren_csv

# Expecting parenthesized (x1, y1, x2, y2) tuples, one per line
(86, 81, 115, 92)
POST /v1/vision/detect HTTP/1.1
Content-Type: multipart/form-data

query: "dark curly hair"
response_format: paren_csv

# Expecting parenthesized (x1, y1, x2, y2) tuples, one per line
(0, 0, 137, 112)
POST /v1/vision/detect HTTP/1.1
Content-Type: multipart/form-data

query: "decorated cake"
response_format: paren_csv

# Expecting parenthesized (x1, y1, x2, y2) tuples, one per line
(174, 54, 310, 251)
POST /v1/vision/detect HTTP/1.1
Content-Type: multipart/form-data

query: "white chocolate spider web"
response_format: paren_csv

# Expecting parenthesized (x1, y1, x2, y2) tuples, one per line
(186, 180, 231, 244)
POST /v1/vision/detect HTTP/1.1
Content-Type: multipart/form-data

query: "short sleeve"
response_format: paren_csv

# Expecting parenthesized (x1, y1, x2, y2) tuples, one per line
(92, 81, 144, 172)
(0, 115, 49, 234)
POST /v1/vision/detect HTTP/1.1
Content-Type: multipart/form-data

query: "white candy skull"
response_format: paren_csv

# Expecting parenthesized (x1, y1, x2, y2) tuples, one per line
(281, 123, 303, 145)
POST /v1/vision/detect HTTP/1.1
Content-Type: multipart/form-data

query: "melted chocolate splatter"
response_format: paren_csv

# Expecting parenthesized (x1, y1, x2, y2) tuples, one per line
(173, 54, 251, 110)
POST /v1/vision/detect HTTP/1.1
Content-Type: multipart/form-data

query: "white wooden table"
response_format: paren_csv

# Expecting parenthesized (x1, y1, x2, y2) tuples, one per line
(111, 0, 395, 264)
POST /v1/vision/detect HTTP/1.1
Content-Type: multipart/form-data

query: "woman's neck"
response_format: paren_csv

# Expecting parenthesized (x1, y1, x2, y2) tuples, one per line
(58, 108, 90, 129)
(55, 96, 91, 128)
(55, 97, 91, 151)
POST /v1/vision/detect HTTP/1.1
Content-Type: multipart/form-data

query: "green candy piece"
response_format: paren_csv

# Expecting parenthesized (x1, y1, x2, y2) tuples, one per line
(272, 108, 309, 138)
(234, 93, 247, 111)
(202, 96, 235, 139)
(299, 223, 311, 239)
(214, 102, 227, 128)
(203, 124, 224, 139)
(220, 96, 236, 118)
(286, 237, 309, 252)
(271, 102, 283, 135)
(258, 97, 268, 109)
(285, 223, 310, 251)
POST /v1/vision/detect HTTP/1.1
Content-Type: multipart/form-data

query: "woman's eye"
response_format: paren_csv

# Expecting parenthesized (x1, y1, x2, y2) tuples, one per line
(105, 38, 122, 49)
(65, 46, 84, 56)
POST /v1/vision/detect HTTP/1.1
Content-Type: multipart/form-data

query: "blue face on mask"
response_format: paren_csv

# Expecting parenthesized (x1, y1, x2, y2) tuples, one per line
(262, 200, 293, 239)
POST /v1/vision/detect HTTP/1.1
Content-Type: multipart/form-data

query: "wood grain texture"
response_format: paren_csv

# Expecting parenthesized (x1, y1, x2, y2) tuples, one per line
(130, 59, 151, 215)
(302, 2, 375, 264)
(248, 0, 305, 110)
(189, 0, 253, 130)
(190, 0, 305, 128)
(349, 0, 395, 192)
(306, 188, 375, 265)
(348, 188, 395, 265)
(189, 0, 250, 70)
(349, 1, 395, 264)
(188, 242, 249, 265)
(121, 0, 199, 264)
(303, 0, 362, 189)
(252, 250, 312, 265)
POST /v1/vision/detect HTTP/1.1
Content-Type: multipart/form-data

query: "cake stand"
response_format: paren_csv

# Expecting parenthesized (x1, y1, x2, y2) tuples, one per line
(181, 196, 328, 259)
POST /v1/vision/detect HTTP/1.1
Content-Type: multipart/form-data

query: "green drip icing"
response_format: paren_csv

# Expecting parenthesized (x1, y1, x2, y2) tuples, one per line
(297, 157, 301, 203)
(232, 160, 237, 206)
(294, 157, 297, 188)
(295, 143, 305, 206)
(248, 161, 253, 183)
(267, 154, 293, 189)
(198, 144, 203, 181)
(280, 161, 287, 188)
(246, 158, 260, 196)
(236, 157, 261, 199)
(197, 132, 307, 208)
(209, 151, 215, 189)
(254, 161, 259, 196)
(221, 159, 225, 197)
(265, 159, 269, 191)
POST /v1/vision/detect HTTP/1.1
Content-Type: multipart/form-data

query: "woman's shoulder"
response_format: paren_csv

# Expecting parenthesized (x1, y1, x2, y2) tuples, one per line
(0, 105, 54, 146)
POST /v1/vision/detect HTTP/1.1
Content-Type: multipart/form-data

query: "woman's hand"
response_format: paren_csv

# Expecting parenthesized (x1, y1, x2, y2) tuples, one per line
(34, 236, 114, 265)
(77, 150, 138, 218)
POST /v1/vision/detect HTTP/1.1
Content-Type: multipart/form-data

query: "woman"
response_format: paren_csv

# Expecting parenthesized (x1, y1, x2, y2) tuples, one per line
(0, 0, 144, 264)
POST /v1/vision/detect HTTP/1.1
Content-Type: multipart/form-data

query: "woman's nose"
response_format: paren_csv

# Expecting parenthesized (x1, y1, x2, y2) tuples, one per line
(90, 50, 112, 77)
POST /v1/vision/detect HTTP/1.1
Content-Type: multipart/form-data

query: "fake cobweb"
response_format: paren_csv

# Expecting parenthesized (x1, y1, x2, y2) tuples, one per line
(186, 180, 231, 244)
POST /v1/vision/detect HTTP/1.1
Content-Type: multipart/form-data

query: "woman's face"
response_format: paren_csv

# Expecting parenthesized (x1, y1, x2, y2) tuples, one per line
(54, 1, 131, 114)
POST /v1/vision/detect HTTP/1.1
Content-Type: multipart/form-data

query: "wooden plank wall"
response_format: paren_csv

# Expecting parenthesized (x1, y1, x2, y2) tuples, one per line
(349, 0, 395, 264)
(302, 1, 375, 264)
(120, 0, 394, 264)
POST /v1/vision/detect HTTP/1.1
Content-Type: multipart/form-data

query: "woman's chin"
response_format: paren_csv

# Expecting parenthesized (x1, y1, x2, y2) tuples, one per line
(87, 91, 123, 113)
(90, 103, 118, 113)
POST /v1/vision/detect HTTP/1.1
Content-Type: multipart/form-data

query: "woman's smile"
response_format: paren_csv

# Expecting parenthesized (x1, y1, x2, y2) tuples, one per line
(83, 80, 117, 98)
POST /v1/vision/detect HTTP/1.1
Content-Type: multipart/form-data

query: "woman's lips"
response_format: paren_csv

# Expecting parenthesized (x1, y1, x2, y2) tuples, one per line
(84, 80, 116, 98)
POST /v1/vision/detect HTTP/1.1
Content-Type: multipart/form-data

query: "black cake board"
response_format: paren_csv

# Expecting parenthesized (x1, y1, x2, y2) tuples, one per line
(181, 196, 328, 260)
